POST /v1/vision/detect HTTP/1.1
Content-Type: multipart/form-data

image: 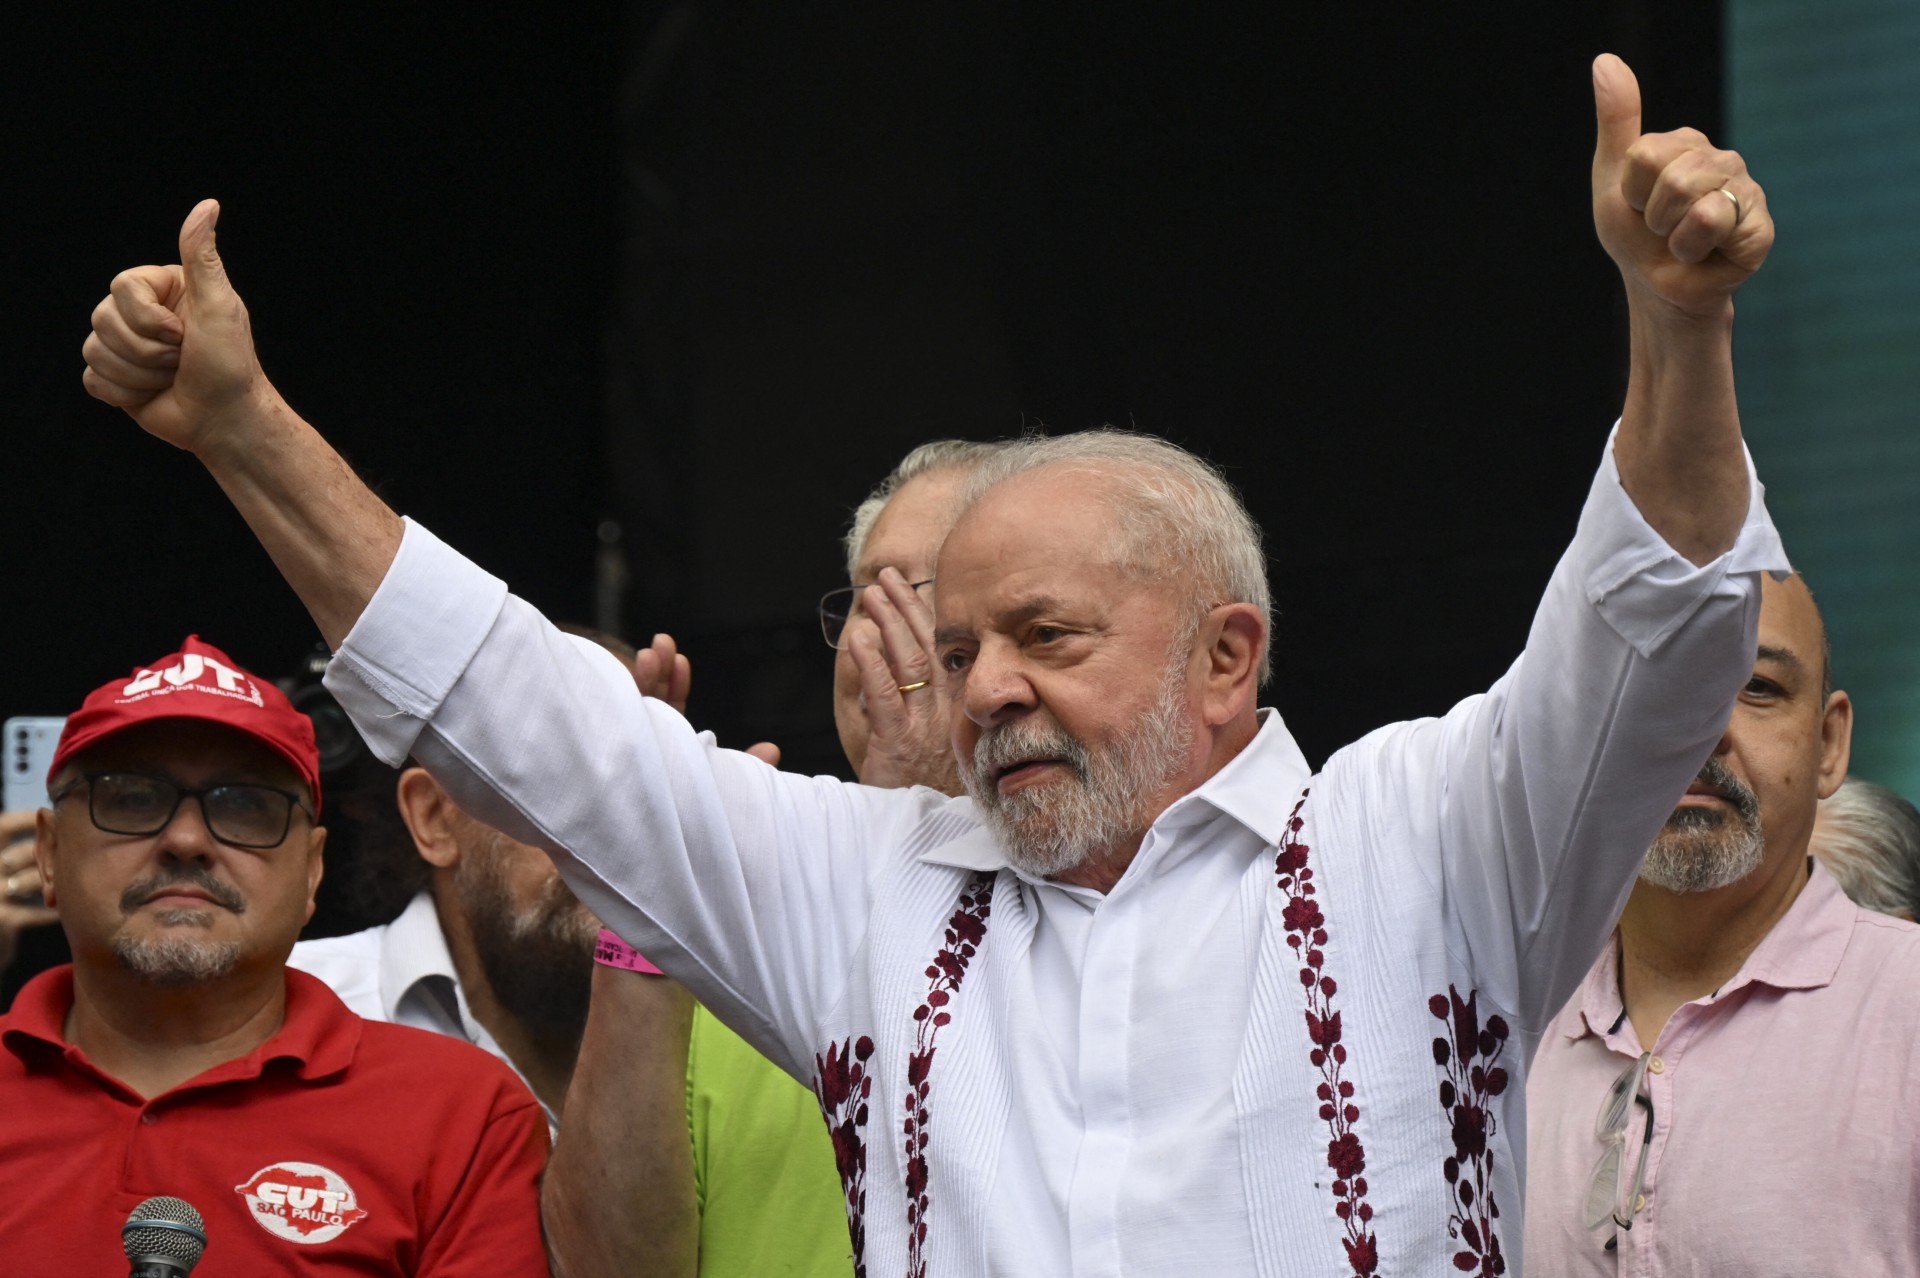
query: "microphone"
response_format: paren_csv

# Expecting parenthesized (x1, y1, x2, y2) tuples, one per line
(122, 1197, 208, 1277)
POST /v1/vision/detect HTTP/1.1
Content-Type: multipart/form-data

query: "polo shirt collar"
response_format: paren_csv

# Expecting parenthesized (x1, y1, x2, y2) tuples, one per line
(1, 963, 78, 1055)
(1, 964, 359, 1085)
(1716, 856, 1854, 994)
(1566, 856, 1855, 1043)
(276, 967, 362, 1080)
(1569, 934, 1627, 1043)
(918, 708, 1312, 881)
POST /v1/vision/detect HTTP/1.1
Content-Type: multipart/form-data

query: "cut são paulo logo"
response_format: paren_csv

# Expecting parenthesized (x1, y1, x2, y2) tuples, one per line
(235, 1162, 369, 1244)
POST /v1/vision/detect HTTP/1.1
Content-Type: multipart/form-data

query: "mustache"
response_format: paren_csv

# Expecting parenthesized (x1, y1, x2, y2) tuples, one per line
(969, 719, 1091, 790)
(120, 865, 246, 914)
(1683, 757, 1762, 823)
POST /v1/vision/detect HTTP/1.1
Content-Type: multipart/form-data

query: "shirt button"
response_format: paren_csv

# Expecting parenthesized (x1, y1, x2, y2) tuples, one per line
(1648, 1056, 1665, 1074)
(140, 1113, 158, 1125)
(1634, 1194, 1647, 1212)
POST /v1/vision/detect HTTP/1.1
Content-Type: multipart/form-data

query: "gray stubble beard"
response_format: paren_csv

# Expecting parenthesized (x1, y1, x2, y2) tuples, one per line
(964, 647, 1196, 880)
(115, 915, 243, 987)
(1638, 758, 1767, 893)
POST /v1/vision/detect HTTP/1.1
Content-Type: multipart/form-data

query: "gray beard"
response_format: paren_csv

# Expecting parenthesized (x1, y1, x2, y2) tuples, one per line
(962, 651, 1195, 879)
(114, 865, 248, 986)
(1639, 759, 1766, 893)
(115, 925, 242, 987)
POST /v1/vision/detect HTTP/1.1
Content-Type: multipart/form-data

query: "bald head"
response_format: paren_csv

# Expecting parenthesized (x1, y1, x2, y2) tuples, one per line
(1638, 570, 1851, 896)
(1759, 572, 1831, 704)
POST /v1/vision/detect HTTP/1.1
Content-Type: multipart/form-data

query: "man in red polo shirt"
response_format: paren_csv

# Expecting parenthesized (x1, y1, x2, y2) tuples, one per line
(0, 636, 550, 1275)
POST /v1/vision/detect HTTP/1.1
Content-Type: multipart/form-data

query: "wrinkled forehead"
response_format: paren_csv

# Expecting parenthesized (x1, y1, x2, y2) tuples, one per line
(935, 469, 1130, 620)
(855, 468, 974, 584)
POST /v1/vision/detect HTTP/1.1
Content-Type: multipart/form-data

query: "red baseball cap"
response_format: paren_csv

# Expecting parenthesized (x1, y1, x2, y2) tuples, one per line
(49, 636, 323, 813)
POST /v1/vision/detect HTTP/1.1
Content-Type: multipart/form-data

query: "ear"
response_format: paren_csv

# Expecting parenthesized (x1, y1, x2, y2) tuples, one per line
(33, 807, 60, 909)
(395, 766, 464, 870)
(301, 824, 327, 925)
(1198, 603, 1266, 728)
(1815, 688, 1854, 800)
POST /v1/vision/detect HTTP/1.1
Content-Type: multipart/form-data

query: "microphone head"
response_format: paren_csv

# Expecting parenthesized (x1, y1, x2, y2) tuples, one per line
(123, 1197, 208, 1272)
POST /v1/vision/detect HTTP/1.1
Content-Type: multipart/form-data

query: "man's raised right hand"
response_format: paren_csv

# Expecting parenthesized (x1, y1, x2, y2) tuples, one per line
(82, 199, 278, 456)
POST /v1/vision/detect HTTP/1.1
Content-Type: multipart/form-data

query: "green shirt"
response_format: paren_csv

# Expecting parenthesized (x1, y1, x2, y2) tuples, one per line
(687, 1004, 853, 1276)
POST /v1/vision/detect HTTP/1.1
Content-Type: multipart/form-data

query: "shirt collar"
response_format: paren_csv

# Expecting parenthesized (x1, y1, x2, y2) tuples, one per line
(917, 708, 1313, 880)
(1, 965, 359, 1086)
(1566, 856, 1856, 1042)
(379, 889, 463, 1020)
(1716, 856, 1855, 994)
(1569, 933, 1627, 1042)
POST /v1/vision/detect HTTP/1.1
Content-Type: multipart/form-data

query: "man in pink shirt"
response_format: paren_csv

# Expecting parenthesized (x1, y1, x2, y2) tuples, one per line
(1524, 574, 1920, 1276)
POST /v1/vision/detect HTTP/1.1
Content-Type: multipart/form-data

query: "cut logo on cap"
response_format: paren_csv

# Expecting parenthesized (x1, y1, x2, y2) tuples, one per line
(121, 653, 264, 708)
(234, 1162, 368, 1244)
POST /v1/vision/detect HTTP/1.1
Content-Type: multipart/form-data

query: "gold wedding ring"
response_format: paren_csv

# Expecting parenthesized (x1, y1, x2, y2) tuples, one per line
(896, 680, 931, 694)
(1719, 183, 1742, 222)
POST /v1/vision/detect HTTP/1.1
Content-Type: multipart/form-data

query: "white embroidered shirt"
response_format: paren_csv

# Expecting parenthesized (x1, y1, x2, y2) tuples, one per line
(324, 441, 1785, 1276)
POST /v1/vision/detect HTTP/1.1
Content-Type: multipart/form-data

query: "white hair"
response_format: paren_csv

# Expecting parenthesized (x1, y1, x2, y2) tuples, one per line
(1813, 777, 1920, 920)
(957, 429, 1274, 684)
(842, 440, 1020, 580)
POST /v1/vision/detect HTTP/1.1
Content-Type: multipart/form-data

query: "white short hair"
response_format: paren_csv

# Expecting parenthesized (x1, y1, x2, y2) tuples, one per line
(958, 429, 1273, 685)
(842, 440, 1020, 580)
(1813, 777, 1920, 919)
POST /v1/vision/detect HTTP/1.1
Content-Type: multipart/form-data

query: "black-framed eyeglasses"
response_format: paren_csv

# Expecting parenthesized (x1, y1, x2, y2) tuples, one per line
(1582, 1050, 1656, 1251)
(816, 578, 934, 650)
(50, 772, 314, 850)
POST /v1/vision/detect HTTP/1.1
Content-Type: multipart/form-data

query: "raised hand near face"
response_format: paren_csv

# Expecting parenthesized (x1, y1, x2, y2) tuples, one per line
(1592, 54, 1774, 318)
(845, 568, 960, 796)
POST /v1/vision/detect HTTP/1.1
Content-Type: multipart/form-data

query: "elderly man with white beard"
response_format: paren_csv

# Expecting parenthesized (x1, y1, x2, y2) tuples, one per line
(1523, 575, 1920, 1276)
(83, 57, 1788, 1275)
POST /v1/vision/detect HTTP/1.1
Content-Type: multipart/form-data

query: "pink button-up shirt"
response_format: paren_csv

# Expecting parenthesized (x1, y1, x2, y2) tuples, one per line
(1524, 858, 1920, 1277)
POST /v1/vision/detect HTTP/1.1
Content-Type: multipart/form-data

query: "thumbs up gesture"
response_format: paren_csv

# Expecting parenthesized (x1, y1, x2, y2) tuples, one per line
(1591, 55, 1773, 317)
(82, 199, 275, 454)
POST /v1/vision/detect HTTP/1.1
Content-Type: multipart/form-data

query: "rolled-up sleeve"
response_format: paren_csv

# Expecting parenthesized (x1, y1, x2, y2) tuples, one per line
(1578, 431, 1789, 657)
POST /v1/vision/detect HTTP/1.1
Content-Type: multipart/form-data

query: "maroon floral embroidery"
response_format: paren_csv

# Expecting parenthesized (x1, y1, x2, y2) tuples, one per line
(814, 1034, 877, 1276)
(1429, 985, 1510, 1275)
(1275, 790, 1379, 1277)
(904, 871, 995, 1278)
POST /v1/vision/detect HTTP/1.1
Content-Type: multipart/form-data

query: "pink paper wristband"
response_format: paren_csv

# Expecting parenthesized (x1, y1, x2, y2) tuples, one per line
(594, 928, 665, 976)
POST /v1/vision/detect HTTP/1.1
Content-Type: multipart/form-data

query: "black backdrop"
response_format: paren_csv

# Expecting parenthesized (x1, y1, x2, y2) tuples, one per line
(4, 5, 1720, 816)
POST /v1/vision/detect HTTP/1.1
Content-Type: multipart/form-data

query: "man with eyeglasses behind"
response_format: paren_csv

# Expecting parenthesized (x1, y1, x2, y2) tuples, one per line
(1524, 576, 1920, 1276)
(0, 636, 550, 1275)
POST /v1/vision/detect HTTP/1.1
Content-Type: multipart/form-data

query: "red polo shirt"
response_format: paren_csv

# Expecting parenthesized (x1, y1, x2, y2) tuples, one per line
(0, 966, 550, 1275)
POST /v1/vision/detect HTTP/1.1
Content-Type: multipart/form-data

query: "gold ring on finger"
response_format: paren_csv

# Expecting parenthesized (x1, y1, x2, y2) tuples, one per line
(1718, 182, 1742, 223)
(896, 680, 931, 694)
